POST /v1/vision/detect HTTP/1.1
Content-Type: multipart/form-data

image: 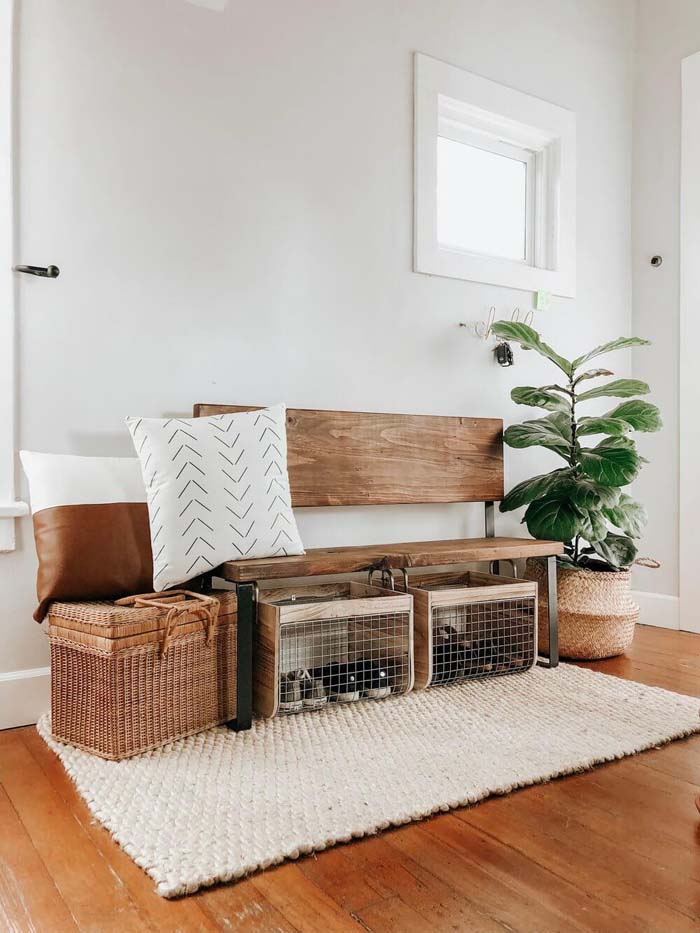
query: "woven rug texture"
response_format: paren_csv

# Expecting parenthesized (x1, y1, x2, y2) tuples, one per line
(37, 664, 700, 898)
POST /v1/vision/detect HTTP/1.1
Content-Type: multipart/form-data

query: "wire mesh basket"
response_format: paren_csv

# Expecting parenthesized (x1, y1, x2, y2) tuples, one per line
(407, 571, 537, 688)
(255, 582, 413, 717)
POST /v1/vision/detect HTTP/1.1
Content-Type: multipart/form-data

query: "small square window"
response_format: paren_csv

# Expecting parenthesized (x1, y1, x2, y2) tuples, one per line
(414, 53, 576, 297)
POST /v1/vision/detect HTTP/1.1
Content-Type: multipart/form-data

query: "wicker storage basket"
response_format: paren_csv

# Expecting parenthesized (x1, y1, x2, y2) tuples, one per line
(48, 589, 237, 760)
(526, 559, 639, 660)
(408, 570, 538, 688)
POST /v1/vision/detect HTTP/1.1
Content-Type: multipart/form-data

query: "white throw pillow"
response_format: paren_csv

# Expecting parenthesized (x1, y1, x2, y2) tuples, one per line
(126, 404, 304, 591)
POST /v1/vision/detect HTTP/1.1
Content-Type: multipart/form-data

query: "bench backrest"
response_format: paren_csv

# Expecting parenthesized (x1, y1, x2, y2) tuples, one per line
(193, 404, 503, 508)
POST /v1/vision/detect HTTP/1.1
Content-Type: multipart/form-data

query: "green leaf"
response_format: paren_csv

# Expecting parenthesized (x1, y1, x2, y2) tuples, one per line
(579, 440, 641, 486)
(491, 322, 573, 376)
(602, 435, 636, 450)
(503, 412, 572, 460)
(577, 416, 631, 438)
(591, 533, 638, 569)
(524, 495, 586, 542)
(511, 386, 571, 413)
(577, 400, 662, 437)
(572, 337, 651, 371)
(567, 479, 621, 510)
(499, 469, 571, 512)
(573, 368, 613, 386)
(607, 400, 662, 433)
(602, 494, 647, 537)
(540, 384, 573, 396)
(577, 379, 650, 402)
(578, 509, 609, 543)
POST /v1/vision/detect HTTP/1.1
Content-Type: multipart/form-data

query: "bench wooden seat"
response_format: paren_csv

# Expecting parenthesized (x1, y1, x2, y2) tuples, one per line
(194, 403, 561, 731)
(222, 536, 563, 582)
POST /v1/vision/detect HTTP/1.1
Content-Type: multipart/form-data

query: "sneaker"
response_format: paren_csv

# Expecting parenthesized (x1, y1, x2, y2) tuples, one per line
(367, 669, 391, 698)
(359, 660, 392, 698)
(322, 662, 360, 702)
(279, 670, 303, 712)
(432, 625, 460, 684)
(453, 636, 474, 680)
(301, 669, 328, 709)
(474, 637, 498, 673)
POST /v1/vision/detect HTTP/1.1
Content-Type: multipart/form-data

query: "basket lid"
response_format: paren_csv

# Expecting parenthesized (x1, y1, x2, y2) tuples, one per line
(48, 589, 237, 640)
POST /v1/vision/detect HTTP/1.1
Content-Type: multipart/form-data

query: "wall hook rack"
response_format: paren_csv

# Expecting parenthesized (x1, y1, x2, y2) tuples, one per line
(459, 306, 534, 367)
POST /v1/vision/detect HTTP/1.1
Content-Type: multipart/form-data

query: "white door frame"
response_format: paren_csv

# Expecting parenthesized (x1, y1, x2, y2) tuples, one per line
(0, 0, 28, 551)
(679, 50, 700, 633)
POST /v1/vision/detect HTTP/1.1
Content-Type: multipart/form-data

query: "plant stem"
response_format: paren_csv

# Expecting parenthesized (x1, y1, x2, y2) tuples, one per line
(569, 375, 581, 566)
(569, 376, 578, 473)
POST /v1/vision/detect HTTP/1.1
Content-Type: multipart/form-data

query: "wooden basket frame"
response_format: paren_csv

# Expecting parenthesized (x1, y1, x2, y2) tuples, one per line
(255, 581, 414, 718)
(407, 570, 538, 689)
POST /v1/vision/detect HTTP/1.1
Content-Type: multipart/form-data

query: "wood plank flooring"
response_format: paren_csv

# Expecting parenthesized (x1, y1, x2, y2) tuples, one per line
(1, 624, 699, 932)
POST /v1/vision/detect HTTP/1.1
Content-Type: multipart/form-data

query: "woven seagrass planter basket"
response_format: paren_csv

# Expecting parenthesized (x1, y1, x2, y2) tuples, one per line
(525, 558, 639, 660)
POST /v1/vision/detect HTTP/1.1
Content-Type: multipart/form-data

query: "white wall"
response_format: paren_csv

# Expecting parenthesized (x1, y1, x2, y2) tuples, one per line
(1, 0, 635, 724)
(632, 0, 700, 623)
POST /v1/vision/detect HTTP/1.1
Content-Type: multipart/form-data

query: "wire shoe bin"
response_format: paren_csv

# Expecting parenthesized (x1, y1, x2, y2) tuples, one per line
(254, 581, 414, 717)
(407, 570, 538, 689)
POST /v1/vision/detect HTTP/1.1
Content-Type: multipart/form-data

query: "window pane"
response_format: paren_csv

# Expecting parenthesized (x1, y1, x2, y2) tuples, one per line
(437, 136, 528, 261)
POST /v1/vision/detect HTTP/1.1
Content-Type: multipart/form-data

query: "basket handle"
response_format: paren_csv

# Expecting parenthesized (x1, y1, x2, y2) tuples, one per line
(634, 557, 661, 569)
(115, 590, 220, 656)
(367, 568, 395, 590)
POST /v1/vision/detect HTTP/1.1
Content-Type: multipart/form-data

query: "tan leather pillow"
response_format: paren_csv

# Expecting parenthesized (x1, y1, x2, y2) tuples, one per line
(20, 452, 153, 621)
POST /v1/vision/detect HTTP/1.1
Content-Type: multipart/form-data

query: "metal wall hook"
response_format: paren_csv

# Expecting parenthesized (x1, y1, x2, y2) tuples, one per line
(475, 306, 496, 340)
(511, 306, 533, 326)
(14, 264, 60, 278)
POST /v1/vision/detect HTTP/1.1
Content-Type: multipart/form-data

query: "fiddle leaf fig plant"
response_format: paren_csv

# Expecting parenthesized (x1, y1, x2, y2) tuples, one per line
(492, 322, 662, 571)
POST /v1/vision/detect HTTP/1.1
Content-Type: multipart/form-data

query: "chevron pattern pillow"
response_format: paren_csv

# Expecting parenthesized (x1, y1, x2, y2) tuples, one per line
(126, 404, 304, 591)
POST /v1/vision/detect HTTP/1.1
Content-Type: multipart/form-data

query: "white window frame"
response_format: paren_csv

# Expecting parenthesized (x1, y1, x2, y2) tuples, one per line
(0, 0, 28, 551)
(414, 53, 576, 297)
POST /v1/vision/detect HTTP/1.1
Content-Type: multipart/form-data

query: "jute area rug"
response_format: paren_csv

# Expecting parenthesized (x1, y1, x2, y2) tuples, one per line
(38, 664, 700, 898)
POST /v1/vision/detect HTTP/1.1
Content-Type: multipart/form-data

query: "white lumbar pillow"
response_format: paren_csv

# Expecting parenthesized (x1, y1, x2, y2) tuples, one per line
(126, 404, 304, 591)
(20, 451, 146, 514)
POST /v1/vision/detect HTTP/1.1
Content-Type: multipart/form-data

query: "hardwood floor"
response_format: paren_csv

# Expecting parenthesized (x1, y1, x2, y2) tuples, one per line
(1, 625, 699, 932)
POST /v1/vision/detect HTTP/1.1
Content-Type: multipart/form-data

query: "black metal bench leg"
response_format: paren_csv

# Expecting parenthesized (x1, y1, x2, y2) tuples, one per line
(228, 581, 254, 731)
(538, 555, 559, 668)
(484, 501, 499, 574)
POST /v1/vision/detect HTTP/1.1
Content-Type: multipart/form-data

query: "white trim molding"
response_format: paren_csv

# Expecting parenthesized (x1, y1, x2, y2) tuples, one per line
(0, 0, 25, 553)
(0, 501, 29, 519)
(680, 52, 700, 637)
(0, 666, 50, 730)
(414, 52, 576, 296)
(632, 591, 680, 632)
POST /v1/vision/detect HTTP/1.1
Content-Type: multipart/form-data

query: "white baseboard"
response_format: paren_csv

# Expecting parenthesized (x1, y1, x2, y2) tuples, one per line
(0, 666, 50, 730)
(631, 590, 680, 631)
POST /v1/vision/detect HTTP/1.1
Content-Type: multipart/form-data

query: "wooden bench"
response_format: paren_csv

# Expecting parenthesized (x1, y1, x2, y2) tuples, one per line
(195, 404, 563, 731)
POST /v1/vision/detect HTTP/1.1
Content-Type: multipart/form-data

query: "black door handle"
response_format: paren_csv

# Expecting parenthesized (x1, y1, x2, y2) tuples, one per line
(14, 264, 60, 278)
